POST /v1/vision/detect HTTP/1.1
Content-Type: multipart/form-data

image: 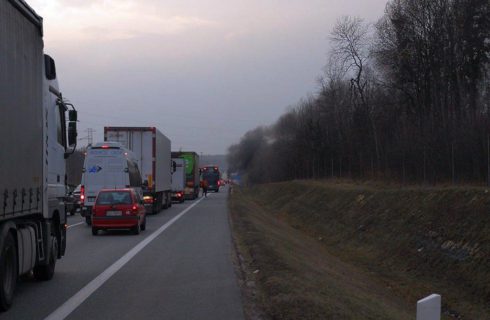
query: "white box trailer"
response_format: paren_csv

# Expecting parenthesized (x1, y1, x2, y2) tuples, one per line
(104, 127, 172, 213)
(171, 158, 186, 203)
(0, 0, 78, 310)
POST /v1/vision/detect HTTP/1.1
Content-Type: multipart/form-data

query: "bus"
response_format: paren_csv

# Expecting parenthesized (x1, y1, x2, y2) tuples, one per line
(200, 166, 221, 192)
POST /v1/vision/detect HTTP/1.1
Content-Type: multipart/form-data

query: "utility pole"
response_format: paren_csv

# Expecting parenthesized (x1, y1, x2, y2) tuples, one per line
(78, 128, 95, 147)
(487, 134, 489, 186)
(451, 142, 455, 185)
(87, 128, 94, 146)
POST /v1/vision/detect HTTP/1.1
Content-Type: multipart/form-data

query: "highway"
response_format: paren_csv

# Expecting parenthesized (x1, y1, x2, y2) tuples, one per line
(3, 187, 244, 320)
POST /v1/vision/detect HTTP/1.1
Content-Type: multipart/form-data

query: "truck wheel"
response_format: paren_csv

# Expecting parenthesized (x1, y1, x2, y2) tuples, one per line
(162, 194, 168, 210)
(33, 235, 57, 281)
(141, 216, 146, 231)
(0, 232, 17, 311)
(168, 194, 172, 208)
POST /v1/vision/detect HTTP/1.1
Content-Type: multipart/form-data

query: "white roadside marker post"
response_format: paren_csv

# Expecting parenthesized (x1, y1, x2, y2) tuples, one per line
(416, 294, 441, 320)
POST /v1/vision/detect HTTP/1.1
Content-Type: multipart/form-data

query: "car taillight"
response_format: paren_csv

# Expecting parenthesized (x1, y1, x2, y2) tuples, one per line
(143, 196, 153, 204)
(80, 185, 85, 204)
(132, 205, 138, 214)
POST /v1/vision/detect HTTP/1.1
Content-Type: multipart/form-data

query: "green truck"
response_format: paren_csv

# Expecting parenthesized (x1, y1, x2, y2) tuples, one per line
(171, 152, 200, 199)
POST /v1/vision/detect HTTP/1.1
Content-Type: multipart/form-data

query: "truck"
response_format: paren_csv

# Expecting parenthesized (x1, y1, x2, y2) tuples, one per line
(200, 165, 221, 192)
(171, 152, 200, 199)
(80, 142, 143, 225)
(171, 158, 186, 203)
(104, 127, 172, 214)
(0, 0, 78, 311)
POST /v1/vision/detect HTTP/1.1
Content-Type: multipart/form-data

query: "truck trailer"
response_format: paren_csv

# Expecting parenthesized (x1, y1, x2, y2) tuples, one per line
(0, 0, 78, 310)
(104, 127, 172, 213)
(171, 152, 200, 199)
(171, 158, 186, 203)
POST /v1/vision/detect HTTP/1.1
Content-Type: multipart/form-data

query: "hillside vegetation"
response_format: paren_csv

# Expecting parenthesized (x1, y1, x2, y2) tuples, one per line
(230, 180, 490, 319)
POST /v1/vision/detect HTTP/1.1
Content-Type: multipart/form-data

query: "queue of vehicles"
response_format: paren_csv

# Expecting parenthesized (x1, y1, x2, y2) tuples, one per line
(0, 0, 224, 311)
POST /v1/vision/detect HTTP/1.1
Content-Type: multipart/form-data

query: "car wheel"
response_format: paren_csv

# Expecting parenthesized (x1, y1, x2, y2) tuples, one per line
(91, 227, 98, 236)
(0, 232, 17, 311)
(141, 216, 146, 231)
(132, 222, 141, 235)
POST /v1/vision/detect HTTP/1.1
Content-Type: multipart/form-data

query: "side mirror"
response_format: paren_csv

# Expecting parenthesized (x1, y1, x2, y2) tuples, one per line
(69, 109, 78, 122)
(68, 122, 77, 146)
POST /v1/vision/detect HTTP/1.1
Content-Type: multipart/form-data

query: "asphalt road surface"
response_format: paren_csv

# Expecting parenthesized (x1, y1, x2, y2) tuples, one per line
(3, 186, 244, 320)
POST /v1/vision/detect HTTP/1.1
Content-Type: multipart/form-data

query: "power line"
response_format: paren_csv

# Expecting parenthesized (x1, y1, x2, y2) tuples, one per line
(78, 128, 95, 147)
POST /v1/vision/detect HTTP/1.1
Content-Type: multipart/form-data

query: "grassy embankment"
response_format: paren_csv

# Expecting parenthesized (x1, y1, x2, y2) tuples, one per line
(229, 180, 489, 319)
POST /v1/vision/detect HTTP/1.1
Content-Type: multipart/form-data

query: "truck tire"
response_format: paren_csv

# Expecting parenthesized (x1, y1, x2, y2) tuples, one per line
(141, 216, 146, 231)
(162, 193, 169, 210)
(33, 235, 58, 281)
(0, 232, 17, 311)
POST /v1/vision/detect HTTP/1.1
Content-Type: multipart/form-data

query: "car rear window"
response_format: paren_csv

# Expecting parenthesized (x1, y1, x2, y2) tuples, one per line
(96, 191, 132, 205)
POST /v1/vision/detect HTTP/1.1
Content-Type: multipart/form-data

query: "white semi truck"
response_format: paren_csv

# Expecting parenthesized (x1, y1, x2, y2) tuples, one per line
(0, 0, 78, 311)
(104, 127, 172, 213)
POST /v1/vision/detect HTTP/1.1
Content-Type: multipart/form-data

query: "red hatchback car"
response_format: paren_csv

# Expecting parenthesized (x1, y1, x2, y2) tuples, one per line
(92, 189, 146, 235)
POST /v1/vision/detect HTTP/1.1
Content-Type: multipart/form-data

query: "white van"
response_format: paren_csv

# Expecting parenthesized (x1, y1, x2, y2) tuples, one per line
(80, 142, 142, 224)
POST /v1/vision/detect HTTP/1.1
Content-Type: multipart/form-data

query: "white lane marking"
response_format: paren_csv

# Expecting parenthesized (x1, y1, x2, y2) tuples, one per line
(45, 198, 205, 320)
(67, 222, 85, 229)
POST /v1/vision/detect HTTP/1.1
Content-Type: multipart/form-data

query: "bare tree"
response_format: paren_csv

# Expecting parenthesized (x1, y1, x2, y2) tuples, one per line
(330, 16, 381, 170)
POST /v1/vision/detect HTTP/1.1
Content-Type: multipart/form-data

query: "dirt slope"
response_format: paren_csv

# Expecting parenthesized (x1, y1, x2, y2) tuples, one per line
(229, 180, 490, 319)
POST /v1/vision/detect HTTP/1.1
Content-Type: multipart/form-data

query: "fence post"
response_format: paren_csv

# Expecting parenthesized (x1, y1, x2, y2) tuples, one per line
(416, 294, 441, 320)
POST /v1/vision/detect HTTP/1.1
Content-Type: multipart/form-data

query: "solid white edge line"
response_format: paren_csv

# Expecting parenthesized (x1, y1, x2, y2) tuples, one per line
(67, 222, 85, 229)
(45, 197, 205, 320)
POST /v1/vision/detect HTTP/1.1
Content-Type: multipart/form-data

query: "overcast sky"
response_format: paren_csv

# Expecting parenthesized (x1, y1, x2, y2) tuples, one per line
(31, 0, 388, 154)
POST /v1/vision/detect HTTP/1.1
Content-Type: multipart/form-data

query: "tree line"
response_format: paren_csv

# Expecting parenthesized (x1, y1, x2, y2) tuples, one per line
(228, 0, 489, 185)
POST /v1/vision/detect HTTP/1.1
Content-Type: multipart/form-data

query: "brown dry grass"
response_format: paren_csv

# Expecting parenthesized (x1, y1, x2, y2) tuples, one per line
(229, 180, 490, 320)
